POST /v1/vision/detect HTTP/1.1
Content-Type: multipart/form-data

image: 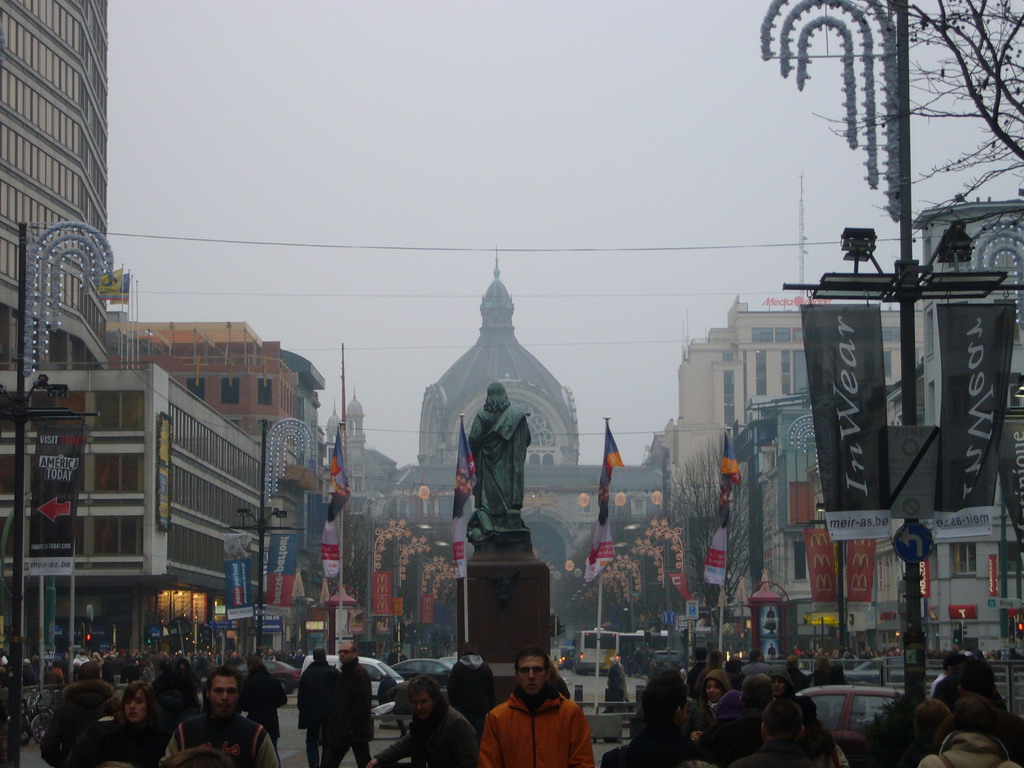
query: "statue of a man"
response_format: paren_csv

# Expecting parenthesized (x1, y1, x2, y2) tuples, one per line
(466, 382, 532, 551)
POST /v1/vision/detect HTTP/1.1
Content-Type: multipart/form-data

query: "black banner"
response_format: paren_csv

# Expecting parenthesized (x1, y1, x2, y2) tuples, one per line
(999, 411, 1024, 569)
(29, 424, 86, 574)
(937, 303, 1014, 521)
(802, 306, 888, 537)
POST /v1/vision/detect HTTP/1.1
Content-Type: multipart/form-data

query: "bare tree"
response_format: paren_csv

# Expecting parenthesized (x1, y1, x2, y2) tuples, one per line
(909, 0, 1024, 191)
(666, 437, 751, 610)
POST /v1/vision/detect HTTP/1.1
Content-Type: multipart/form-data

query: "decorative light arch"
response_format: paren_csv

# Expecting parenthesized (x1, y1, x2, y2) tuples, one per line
(762, 0, 899, 219)
(969, 216, 1024, 328)
(264, 418, 315, 495)
(23, 222, 114, 376)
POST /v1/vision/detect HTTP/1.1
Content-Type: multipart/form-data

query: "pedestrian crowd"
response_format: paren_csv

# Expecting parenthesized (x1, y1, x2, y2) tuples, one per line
(9, 642, 1024, 768)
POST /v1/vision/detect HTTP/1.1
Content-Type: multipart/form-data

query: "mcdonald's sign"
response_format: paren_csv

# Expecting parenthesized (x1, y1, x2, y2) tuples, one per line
(373, 571, 393, 615)
(845, 540, 876, 602)
(804, 528, 836, 603)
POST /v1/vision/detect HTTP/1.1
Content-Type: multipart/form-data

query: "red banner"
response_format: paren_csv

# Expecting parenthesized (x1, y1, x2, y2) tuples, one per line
(989, 555, 999, 597)
(948, 604, 977, 620)
(845, 539, 876, 602)
(804, 529, 836, 603)
(373, 571, 393, 615)
(669, 573, 693, 600)
(419, 593, 435, 624)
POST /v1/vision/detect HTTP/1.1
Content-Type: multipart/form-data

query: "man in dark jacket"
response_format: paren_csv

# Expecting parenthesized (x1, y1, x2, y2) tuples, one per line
(603, 671, 714, 768)
(699, 673, 772, 767)
(739, 648, 770, 680)
(685, 647, 708, 693)
(447, 643, 495, 743)
(298, 647, 339, 768)
(40, 660, 114, 767)
(322, 641, 373, 768)
(368, 674, 478, 768)
(730, 698, 812, 768)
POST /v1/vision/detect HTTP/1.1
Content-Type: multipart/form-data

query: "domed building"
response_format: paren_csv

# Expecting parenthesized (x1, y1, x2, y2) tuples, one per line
(418, 262, 580, 467)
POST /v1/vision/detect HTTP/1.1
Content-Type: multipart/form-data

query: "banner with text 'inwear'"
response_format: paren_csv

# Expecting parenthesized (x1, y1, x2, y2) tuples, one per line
(935, 303, 1014, 539)
(802, 305, 889, 541)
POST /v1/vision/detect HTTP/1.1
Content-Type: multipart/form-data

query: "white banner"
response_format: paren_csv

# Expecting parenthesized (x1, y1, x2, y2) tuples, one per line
(933, 506, 994, 539)
(825, 510, 890, 541)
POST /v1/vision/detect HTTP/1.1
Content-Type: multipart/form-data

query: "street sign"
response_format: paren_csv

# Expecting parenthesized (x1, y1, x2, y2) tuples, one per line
(987, 597, 1024, 609)
(662, 611, 676, 626)
(893, 522, 933, 563)
(888, 426, 939, 519)
(686, 600, 699, 620)
(676, 615, 686, 632)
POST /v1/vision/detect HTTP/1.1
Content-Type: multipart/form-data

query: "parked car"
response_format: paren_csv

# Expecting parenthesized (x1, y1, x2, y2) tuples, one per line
(390, 658, 455, 689)
(299, 654, 404, 702)
(843, 657, 905, 688)
(798, 684, 900, 767)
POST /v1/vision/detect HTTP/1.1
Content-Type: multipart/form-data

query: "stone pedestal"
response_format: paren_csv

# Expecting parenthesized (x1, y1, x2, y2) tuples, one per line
(457, 550, 550, 702)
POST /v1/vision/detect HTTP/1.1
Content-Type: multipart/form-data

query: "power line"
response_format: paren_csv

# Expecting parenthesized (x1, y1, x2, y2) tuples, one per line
(107, 230, 897, 253)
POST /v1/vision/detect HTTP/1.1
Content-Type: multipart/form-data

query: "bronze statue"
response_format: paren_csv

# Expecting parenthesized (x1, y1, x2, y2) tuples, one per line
(466, 382, 532, 551)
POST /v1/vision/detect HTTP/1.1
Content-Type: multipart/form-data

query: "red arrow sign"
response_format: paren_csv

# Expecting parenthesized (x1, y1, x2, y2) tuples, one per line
(38, 498, 71, 522)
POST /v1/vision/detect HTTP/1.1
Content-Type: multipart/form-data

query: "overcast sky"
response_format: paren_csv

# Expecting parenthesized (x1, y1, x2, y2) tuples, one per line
(104, 2, 1016, 468)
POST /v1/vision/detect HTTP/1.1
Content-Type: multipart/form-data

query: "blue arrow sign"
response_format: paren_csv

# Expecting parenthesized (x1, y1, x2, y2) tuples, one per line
(893, 522, 933, 563)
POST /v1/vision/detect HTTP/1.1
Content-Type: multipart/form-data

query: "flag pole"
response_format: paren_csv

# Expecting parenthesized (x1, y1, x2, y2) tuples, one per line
(460, 414, 470, 645)
(717, 585, 725, 654)
(594, 574, 603, 714)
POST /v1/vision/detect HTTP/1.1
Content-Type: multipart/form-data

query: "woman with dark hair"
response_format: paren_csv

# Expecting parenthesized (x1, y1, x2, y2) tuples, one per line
(239, 655, 287, 747)
(811, 655, 831, 686)
(684, 669, 731, 741)
(64, 681, 170, 768)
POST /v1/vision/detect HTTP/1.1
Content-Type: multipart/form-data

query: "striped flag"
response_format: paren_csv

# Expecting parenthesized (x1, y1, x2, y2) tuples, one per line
(452, 418, 476, 578)
(321, 428, 347, 578)
(704, 433, 741, 585)
(585, 423, 624, 582)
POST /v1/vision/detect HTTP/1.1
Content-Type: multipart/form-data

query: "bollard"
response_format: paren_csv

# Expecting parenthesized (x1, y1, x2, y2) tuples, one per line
(574, 684, 584, 702)
(635, 683, 644, 701)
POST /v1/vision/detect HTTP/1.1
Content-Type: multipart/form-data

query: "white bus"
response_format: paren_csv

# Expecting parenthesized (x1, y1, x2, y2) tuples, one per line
(574, 630, 619, 675)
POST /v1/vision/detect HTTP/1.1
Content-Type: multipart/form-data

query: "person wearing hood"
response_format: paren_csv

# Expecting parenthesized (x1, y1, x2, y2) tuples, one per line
(478, 646, 593, 768)
(768, 664, 818, 727)
(684, 668, 731, 742)
(40, 661, 115, 767)
(64, 681, 170, 768)
(447, 642, 495, 743)
(920, 696, 1024, 768)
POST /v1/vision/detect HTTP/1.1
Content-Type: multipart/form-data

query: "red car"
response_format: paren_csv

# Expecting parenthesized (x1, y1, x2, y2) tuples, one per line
(263, 659, 301, 694)
(798, 685, 900, 767)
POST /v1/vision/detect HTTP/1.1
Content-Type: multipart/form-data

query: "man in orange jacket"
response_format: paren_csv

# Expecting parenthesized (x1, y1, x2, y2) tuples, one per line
(478, 646, 594, 768)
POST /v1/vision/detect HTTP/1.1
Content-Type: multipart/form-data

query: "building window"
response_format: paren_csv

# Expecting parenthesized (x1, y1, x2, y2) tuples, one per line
(752, 328, 774, 343)
(881, 326, 900, 342)
(92, 516, 142, 555)
(755, 350, 767, 396)
(794, 539, 807, 580)
(723, 351, 734, 362)
(221, 377, 240, 404)
(952, 543, 976, 575)
(789, 482, 814, 525)
(781, 350, 792, 395)
(93, 454, 144, 492)
(775, 328, 792, 342)
(96, 391, 144, 429)
(257, 378, 272, 406)
(186, 377, 205, 399)
(794, 350, 808, 392)
(723, 371, 735, 425)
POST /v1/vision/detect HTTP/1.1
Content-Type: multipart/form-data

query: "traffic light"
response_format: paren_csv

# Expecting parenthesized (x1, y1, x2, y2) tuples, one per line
(953, 627, 964, 646)
(1017, 622, 1023, 638)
